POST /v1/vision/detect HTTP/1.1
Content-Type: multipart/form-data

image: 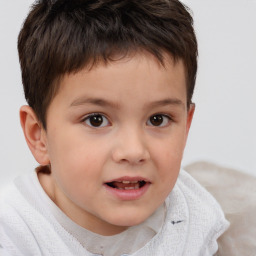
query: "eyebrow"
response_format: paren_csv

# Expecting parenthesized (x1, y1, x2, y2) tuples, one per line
(146, 98, 185, 109)
(70, 97, 120, 109)
(70, 97, 185, 109)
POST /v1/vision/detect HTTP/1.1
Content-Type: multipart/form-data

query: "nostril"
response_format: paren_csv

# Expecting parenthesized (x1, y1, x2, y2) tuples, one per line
(112, 149, 150, 164)
(111, 138, 150, 164)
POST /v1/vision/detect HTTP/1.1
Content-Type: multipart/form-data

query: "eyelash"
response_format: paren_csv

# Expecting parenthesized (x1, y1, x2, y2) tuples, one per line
(146, 114, 172, 127)
(82, 113, 111, 128)
(82, 113, 173, 128)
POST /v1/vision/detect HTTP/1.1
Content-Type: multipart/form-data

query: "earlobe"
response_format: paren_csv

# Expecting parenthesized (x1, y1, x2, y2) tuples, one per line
(20, 105, 50, 165)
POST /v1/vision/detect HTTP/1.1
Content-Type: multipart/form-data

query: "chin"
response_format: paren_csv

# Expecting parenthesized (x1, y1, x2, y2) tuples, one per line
(108, 210, 151, 228)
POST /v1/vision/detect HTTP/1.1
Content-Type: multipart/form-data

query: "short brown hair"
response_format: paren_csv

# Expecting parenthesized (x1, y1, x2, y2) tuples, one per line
(18, 0, 198, 128)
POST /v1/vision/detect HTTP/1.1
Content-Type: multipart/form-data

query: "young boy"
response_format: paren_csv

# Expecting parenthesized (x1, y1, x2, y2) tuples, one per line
(0, 0, 229, 255)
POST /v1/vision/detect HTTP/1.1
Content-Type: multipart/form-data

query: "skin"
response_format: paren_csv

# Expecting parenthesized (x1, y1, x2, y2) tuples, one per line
(20, 52, 194, 236)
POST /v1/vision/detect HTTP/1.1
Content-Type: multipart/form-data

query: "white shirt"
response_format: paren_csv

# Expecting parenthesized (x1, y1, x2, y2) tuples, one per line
(0, 169, 229, 256)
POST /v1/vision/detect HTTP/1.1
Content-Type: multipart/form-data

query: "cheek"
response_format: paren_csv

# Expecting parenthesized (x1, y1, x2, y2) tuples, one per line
(157, 152, 181, 183)
(48, 131, 112, 185)
(156, 152, 181, 199)
(48, 128, 105, 165)
(49, 144, 104, 205)
(152, 132, 186, 164)
(150, 135, 185, 185)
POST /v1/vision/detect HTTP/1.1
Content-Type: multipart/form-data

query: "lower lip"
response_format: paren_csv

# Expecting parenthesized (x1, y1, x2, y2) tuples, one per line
(103, 183, 151, 201)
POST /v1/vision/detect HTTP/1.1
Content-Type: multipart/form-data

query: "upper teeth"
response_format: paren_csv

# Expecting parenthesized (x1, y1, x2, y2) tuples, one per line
(122, 181, 138, 184)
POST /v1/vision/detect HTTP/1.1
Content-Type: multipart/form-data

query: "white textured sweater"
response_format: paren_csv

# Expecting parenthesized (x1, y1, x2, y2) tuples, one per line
(0, 169, 229, 256)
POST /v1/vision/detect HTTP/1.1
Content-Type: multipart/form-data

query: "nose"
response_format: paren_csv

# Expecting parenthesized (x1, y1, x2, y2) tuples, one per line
(111, 127, 150, 165)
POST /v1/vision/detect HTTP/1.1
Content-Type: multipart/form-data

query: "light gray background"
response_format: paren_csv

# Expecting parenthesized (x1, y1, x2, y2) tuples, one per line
(1, 0, 256, 192)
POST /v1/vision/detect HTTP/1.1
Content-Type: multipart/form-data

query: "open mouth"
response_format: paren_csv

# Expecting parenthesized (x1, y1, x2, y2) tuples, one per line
(105, 180, 147, 190)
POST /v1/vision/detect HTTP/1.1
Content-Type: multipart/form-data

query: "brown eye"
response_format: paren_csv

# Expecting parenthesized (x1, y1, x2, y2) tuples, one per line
(84, 114, 109, 127)
(147, 114, 170, 127)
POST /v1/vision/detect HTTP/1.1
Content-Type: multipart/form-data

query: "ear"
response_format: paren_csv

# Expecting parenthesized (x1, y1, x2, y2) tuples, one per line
(186, 103, 196, 137)
(20, 105, 50, 165)
(186, 103, 195, 136)
(182, 103, 195, 148)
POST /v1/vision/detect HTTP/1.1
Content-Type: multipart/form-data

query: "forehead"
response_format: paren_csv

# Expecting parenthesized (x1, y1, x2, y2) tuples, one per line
(51, 52, 187, 109)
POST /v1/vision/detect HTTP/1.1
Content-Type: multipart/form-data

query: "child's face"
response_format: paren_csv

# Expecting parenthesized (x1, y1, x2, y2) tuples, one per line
(40, 53, 194, 235)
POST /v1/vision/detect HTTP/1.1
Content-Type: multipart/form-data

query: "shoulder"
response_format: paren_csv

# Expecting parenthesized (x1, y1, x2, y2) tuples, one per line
(0, 180, 42, 255)
(132, 169, 229, 256)
(178, 168, 229, 226)
(162, 170, 229, 256)
(0, 182, 25, 222)
(185, 161, 256, 255)
(0, 174, 52, 255)
(176, 169, 224, 210)
(166, 169, 229, 255)
(0, 172, 88, 256)
(0, 173, 39, 221)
